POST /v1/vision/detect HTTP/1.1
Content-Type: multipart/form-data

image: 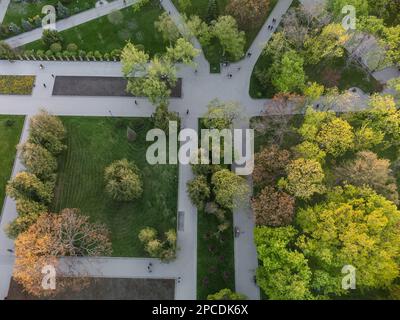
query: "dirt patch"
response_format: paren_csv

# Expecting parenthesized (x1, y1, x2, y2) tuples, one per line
(7, 277, 175, 300)
(52, 76, 182, 98)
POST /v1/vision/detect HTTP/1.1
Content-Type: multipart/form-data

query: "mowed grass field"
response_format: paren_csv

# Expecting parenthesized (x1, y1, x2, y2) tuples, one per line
(23, 3, 167, 56)
(0, 116, 25, 211)
(52, 117, 178, 257)
(197, 210, 235, 299)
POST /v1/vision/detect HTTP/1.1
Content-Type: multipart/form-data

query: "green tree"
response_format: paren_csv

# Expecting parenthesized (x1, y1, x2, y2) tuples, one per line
(19, 142, 57, 180)
(207, 289, 247, 300)
(202, 99, 242, 130)
(297, 185, 400, 296)
(303, 82, 325, 102)
(293, 141, 326, 164)
(212, 16, 246, 60)
(381, 26, 400, 66)
(185, 15, 212, 46)
(155, 12, 181, 44)
(255, 226, 313, 300)
(187, 175, 211, 209)
(270, 50, 306, 93)
(41, 30, 63, 48)
(6, 172, 53, 205)
(387, 77, 400, 98)
(211, 169, 250, 210)
(304, 23, 349, 65)
(153, 103, 179, 132)
(279, 158, 325, 200)
(316, 118, 354, 157)
(104, 159, 143, 201)
(166, 38, 200, 65)
(28, 110, 66, 156)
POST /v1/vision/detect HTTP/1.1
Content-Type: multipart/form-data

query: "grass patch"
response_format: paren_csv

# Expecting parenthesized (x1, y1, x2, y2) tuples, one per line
(0, 75, 35, 95)
(197, 210, 234, 300)
(1, 0, 98, 40)
(23, 3, 167, 56)
(0, 116, 25, 211)
(52, 117, 178, 257)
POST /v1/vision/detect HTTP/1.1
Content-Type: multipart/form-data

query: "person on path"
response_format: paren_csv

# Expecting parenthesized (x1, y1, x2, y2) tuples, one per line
(43, 83, 47, 88)
(39, 64, 44, 69)
(186, 109, 189, 115)
(134, 100, 138, 105)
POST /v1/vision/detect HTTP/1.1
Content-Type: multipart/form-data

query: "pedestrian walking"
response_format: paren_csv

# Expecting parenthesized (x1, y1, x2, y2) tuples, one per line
(43, 83, 47, 88)
(177, 277, 181, 284)
(134, 100, 138, 105)
(7, 249, 14, 253)
(39, 64, 44, 69)
(186, 109, 189, 115)
(238, 67, 241, 71)
(51, 74, 55, 78)
(194, 69, 198, 74)
(247, 52, 252, 58)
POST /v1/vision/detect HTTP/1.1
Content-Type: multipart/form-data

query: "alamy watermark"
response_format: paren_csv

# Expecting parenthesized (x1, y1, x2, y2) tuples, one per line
(341, 265, 356, 290)
(342, 5, 356, 31)
(146, 121, 254, 175)
(41, 264, 56, 290)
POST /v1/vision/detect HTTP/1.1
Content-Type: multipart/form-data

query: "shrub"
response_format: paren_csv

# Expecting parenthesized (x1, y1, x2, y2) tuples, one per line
(104, 159, 143, 201)
(42, 30, 63, 48)
(50, 42, 62, 53)
(66, 43, 78, 52)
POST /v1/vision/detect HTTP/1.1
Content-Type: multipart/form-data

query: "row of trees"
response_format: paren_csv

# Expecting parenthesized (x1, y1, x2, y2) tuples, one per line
(6, 110, 66, 238)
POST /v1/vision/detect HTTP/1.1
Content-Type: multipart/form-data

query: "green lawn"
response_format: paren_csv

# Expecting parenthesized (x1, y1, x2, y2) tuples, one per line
(0, 76, 35, 95)
(52, 117, 178, 257)
(1, 0, 98, 40)
(0, 116, 25, 212)
(23, 3, 167, 56)
(197, 209, 235, 300)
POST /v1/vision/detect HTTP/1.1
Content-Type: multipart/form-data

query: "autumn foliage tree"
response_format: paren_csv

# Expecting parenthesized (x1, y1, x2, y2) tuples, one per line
(14, 209, 112, 297)
(226, 0, 270, 30)
(251, 186, 295, 227)
(253, 145, 291, 189)
(334, 151, 399, 204)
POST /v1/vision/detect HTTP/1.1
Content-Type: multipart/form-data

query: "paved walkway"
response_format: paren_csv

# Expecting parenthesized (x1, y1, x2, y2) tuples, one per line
(4, 0, 138, 48)
(0, 0, 10, 24)
(0, 116, 29, 299)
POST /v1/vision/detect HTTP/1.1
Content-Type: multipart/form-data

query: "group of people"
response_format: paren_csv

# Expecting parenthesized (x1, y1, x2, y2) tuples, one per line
(267, 18, 277, 30)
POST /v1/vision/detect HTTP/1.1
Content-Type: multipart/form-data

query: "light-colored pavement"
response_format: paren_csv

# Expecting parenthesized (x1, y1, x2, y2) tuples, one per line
(0, 116, 29, 299)
(4, 0, 137, 48)
(0, 0, 10, 24)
